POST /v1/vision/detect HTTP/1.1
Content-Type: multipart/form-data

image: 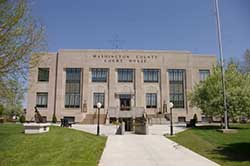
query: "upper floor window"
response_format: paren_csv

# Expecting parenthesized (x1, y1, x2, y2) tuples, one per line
(199, 70, 210, 81)
(65, 68, 81, 108)
(144, 69, 159, 82)
(93, 93, 105, 108)
(38, 68, 49, 82)
(92, 68, 108, 82)
(36, 92, 48, 108)
(168, 69, 185, 108)
(118, 69, 133, 82)
(146, 93, 157, 108)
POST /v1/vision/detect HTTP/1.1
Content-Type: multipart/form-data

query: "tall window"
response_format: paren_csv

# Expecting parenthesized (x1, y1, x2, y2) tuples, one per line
(92, 68, 108, 82)
(38, 68, 49, 82)
(199, 70, 210, 81)
(120, 94, 131, 110)
(144, 69, 159, 82)
(146, 93, 157, 108)
(93, 93, 105, 108)
(65, 68, 81, 108)
(118, 69, 133, 82)
(168, 69, 185, 108)
(36, 92, 48, 108)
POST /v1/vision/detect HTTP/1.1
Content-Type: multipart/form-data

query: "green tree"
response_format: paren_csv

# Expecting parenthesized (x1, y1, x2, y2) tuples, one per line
(1, 79, 24, 117)
(0, 0, 45, 111)
(242, 49, 250, 73)
(189, 63, 250, 123)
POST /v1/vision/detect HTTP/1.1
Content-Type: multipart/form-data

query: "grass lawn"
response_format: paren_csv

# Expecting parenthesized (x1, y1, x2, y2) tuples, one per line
(0, 124, 107, 166)
(168, 124, 250, 166)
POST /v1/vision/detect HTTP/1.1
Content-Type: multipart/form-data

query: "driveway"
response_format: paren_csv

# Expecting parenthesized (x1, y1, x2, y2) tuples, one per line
(99, 135, 219, 166)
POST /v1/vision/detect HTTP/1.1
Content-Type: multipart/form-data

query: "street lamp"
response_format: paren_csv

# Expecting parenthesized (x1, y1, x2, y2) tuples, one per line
(169, 102, 174, 135)
(96, 102, 102, 136)
(214, 0, 228, 129)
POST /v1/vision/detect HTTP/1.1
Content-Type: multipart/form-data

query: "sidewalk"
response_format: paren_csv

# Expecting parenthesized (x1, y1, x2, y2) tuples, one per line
(99, 135, 219, 166)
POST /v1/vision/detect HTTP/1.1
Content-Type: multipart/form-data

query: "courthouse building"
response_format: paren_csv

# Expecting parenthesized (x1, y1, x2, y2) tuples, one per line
(26, 49, 216, 128)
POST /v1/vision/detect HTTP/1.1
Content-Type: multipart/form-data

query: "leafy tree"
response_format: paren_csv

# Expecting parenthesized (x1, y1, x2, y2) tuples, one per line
(242, 49, 250, 73)
(0, 0, 45, 112)
(0, 79, 24, 117)
(189, 63, 250, 122)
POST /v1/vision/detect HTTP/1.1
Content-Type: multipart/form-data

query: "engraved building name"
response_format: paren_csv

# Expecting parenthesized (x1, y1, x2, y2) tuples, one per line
(92, 54, 157, 63)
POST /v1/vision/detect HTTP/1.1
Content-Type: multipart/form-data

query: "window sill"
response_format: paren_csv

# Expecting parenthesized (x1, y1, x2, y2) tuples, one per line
(118, 81, 133, 83)
(144, 81, 159, 83)
(37, 81, 49, 84)
(35, 107, 48, 110)
(64, 107, 81, 109)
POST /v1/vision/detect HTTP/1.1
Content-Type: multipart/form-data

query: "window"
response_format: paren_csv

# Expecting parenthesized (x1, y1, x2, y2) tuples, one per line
(36, 92, 48, 108)
(120, 94, 131, 110)
(199, 70, 210, 81)
(146, 93, 157, 108)
(38, 68, 49, 82)
(92, 68, 108, 82)
(93, 93, 105, 108)
(63, 116, 75, 123)
(144, 69, 159, 82)
(118, 69, 133, 82)
(168, 69, 185, 108)
(65, 68, 81, 108)
(178, 117, 186, 122)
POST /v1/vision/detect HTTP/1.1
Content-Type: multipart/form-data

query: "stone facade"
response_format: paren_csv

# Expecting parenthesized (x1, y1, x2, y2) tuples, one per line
(26, 49, 216, 123)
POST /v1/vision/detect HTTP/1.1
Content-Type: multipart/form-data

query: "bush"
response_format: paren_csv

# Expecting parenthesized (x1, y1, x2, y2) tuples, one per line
(193, 114, 198, 123)
(52, 114, 57, 123)
(0, 117, 5, 123)
(188, 119, 195, 127)
(0, 105, 3, 116)
(19, 115, 25, 123)
(187, 114, 198, 128)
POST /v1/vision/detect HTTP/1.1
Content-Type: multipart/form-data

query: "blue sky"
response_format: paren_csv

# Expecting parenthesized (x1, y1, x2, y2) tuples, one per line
(31, 0, 250, 60)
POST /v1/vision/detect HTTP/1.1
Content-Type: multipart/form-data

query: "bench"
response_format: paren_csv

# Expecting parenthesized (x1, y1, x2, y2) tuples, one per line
(23, 123, 50, 134)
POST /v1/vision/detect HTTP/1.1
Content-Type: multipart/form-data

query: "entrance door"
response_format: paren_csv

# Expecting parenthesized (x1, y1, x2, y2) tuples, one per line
(119, 118, 133, 131)
(119, 94, 131, 111)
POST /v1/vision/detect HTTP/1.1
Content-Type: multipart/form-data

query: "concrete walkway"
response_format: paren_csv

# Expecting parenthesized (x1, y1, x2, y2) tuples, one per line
(72, 124, 118, 135)
(148, 124, 186, 135)
(71, 124, 187, 136)
(99, 135, 219, 166)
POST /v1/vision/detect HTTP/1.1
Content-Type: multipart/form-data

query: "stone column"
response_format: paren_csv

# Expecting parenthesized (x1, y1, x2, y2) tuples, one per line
(135, 68, 143, 107)
(108, 67, 116, 107)
(83, 68, 90, 112)
(161, 68, 168, 113)
(185, 68, 193, 114)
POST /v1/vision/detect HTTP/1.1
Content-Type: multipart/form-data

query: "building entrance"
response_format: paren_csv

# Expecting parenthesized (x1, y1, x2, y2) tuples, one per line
(119, 118, 133, 131)
(119, 94, 131, 111)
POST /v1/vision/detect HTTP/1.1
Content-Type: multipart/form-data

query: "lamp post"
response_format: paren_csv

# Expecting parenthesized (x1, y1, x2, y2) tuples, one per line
(214, 0, 228, 129)
(169, 102, 174, 135)
(96, 102, 102, 136)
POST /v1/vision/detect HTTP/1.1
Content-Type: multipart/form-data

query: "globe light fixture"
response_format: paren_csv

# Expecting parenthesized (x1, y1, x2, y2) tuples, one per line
(97, 102, 102, 109)
(96, 102, 102, 136)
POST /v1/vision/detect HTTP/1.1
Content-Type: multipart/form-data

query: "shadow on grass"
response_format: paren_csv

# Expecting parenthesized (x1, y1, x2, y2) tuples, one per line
(194, 125, 221, 130)
(194, 125, 250, 130)
(215, 142, 250, 161)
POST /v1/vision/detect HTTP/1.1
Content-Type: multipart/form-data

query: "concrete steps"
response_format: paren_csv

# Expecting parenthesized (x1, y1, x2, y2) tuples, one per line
(150, 117, 169, 125)
(80, 114, 106, 124)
